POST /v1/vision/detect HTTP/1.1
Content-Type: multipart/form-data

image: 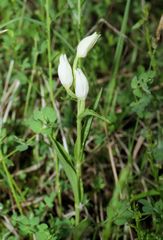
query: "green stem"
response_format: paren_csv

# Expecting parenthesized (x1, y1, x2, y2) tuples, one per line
(130, 190, 160, 202)
(46, 0, 55, 104)
(66, 88, 76, 99)
(55, 153, 62, 218)
(72, 54, 81, 225)
(77, 0, 81, 41)
(105, 0, 131, 114)
(24, 38, 38, 116)
(18, 0, 26, 30)
(75, 100, 85, 225)
(0, 152, 22, 214)
(46, 1, 62, 216)
(78, 0, 81, 28)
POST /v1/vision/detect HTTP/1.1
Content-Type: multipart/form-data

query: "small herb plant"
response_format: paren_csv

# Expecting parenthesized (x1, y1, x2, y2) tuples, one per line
(28, 32, 107, 225)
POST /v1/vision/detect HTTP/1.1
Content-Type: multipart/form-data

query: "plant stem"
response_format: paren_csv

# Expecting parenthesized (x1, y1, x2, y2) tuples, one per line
(76, 101, 82, 189)
(55, 153, 62, 218)
(24, 38, 38, 116)
(0, 152, 22, 214)
(72, 54, 82, 225)
(105, 0, 131, 114)
(45, 0, 55, 104)
(75, 100, 85, 225)
(78, 0, 81, 29)
(77, 0, 81, 41)
(45, 1, 63, 216)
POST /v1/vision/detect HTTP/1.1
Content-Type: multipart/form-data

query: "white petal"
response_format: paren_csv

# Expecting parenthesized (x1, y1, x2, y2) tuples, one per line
(77, 32, 100, 58)
(58, 54, 73, 88)
(75, 68, 89, 100)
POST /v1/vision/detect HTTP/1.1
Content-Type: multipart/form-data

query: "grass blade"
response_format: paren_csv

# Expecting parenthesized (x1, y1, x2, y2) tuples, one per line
(105, 0, 131, 113)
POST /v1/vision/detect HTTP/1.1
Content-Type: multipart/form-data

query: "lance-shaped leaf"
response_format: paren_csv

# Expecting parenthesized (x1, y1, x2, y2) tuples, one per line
(79, 109, 110, 124)
(53, 140, 79, 202)
(81, 89, 102, 149)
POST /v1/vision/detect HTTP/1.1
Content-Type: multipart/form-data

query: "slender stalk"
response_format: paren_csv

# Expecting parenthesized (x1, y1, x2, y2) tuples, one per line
(45, 1, 63, 216)
(75, 198, 80, 225)
(72, 55, 85, 224)
(72, 54, 81, 225)
(105, 0, 131, 114)
(55, 154, 62, 218)
(77, 0, 81, 28)
(77, 0, 81, 41)
(75, 100, 85, 225)
(0, 152, 22, 214)
(45, 0, 55, 104)
(24, 38, 38, 116)
(76, 101, 82, 188)
(18, 0, 26, 30)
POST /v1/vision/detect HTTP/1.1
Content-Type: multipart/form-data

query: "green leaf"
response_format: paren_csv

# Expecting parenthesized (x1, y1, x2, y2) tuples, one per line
(82, 88, 102, 148)
(28, 119, 42, 133)
(14, 137, 29, 152)
(35, 224, 52, 240)
(112, 200, 133, 225)
(133, 88, 143, 98)
(154, 200, 163, 214)
(72, 219, 91, 240)
(114, 211, 133, 225)
(33, 109, 44, 122)
(42, 106, 57, 123)
(30, 217, 40, 226)
(132, 19, 145, 30)
(131, 76, 138, 89)
(130, 95, 152, 118)
(138, 199, 154, 214)
(131, 70, 155, 99)
(13, 72, 28, 85)
(79, 109, 110, 124)
(27, 106, 57, 134)
(44, 192, 56, 208)
(152, 140, 163, 162)
(42, 127, 52, 136)
(16, 144, 28, 152)
(53, 139, 79, 202)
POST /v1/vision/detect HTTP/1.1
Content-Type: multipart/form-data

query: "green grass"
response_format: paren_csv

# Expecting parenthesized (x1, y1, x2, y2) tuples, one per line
(0, 0, 163, 239)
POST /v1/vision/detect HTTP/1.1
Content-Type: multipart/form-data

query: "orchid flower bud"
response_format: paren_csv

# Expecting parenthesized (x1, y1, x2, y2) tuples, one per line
(77, 32, 100, 58)
(75, 68, 89, 100)
(58, 54, 73, 88)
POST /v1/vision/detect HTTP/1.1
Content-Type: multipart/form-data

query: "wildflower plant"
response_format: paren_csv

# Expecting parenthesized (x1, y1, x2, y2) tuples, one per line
(57, 32, 101, 224)
(27, 32, 109, 225)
